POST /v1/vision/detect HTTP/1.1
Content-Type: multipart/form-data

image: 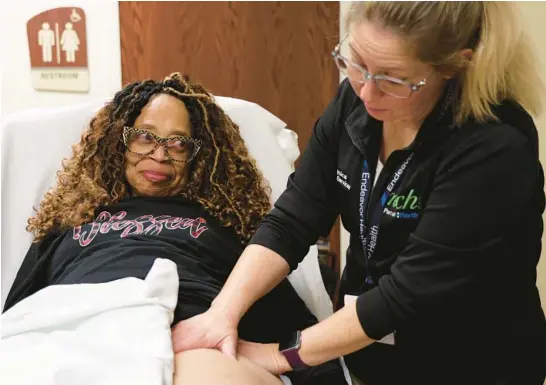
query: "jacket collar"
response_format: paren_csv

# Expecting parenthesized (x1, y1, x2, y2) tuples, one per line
(345, 84, 456, 155)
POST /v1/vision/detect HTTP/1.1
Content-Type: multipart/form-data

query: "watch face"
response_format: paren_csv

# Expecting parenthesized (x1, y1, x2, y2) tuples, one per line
(279, 331, 300, 352)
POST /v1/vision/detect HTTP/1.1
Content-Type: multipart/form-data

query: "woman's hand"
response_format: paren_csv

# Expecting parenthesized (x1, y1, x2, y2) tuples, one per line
(236, 339, 292, 375)
(171, 308, 239, 357)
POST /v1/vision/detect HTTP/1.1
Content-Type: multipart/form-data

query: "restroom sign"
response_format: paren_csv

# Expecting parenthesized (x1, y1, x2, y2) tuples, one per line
(26, 7, 89, 92)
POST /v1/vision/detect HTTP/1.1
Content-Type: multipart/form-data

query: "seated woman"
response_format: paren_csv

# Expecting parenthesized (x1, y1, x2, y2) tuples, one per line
(3, 73, 346, 385)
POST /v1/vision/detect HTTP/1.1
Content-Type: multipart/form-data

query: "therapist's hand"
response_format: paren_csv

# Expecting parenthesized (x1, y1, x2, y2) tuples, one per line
(171, 308, 238, 357)
(237, 339, 291, 375)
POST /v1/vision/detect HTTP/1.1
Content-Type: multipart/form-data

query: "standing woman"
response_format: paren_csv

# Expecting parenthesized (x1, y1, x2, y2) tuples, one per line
(173, 2, 546, 384)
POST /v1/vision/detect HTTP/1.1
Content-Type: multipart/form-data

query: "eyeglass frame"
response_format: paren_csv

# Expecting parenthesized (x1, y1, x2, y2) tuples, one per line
(331, 37, 428, 99)
(122, 126, 202, 163)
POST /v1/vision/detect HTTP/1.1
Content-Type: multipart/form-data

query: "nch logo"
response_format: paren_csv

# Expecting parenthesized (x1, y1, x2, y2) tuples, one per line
(381, 188, 421, 219)
(385, 188, 420, 210)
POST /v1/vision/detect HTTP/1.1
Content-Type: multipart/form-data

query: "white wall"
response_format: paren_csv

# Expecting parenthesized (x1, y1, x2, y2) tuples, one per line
(519, 1, 546, 311)
(337, 2, 546, 309)
(0, 0, 121, 305)
(0, 65, 3, 119)
(0, 0, 122, 117)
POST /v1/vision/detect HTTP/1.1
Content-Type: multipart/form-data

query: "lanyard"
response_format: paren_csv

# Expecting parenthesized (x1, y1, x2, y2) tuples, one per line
(359, 153, 414, 285)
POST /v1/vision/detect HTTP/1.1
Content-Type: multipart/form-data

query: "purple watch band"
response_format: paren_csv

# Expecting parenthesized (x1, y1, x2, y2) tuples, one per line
(279, 330, 309, 371)
(282, 348, 309, 371)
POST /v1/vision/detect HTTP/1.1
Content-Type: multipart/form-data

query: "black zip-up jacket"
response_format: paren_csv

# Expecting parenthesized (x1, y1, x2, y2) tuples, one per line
(250, 79, 546, 385)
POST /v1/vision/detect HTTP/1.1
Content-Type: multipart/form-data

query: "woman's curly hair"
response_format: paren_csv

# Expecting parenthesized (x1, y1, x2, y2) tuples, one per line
(27, 73, 272, 244)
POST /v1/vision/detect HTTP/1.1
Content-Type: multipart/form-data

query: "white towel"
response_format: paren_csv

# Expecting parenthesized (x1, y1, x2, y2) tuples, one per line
(0, 258, 179, 385)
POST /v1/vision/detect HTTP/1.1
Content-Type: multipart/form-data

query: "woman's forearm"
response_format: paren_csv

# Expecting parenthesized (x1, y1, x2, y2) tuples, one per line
(211, 244, 290, 323)
(298, 300, 375, 367)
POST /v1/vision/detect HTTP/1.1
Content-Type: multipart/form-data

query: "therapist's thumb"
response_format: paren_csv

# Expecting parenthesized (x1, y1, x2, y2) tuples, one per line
(220, 335, 237, 358)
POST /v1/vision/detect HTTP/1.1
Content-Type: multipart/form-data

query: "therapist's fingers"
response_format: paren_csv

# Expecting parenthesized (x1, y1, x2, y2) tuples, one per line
(171, 310, 239, 355)
(219, 335, 237, 358)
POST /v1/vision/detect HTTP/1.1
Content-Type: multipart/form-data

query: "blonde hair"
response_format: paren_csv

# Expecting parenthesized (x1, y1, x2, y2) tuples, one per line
(346, 1, 544, 125)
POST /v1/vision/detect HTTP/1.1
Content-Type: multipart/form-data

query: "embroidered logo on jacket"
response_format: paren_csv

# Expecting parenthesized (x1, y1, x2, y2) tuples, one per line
(336, 169, 351, 190)
(381, 189, 421, 219)
(73, 210, 209, 247)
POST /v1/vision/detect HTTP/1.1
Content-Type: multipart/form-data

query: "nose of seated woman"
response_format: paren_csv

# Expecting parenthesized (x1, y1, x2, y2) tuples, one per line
(125, 93, 192, 197)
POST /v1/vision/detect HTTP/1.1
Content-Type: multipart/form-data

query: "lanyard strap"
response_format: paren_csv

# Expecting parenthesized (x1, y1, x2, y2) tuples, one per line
(359, 153, 414, 285)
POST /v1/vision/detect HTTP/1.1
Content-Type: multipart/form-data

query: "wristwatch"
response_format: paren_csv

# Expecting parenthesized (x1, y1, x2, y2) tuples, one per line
(278, 330, 309, 371)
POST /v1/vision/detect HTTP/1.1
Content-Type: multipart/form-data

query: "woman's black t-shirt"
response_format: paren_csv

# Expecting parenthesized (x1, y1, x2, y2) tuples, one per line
(47, 196, 316, 342)
(49, 197, 239, 314)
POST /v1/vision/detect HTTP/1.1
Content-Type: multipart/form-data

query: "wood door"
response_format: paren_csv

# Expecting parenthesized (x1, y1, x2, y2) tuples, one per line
(119, 1, 341, 275)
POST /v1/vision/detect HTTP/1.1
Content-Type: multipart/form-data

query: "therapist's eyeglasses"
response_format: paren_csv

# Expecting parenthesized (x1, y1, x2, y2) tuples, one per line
(331, 38, 428, 99)
(122, 126, 202, 163)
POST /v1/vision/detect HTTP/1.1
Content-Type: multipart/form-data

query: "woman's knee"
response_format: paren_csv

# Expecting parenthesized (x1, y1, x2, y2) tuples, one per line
(173, 349, 283, 385)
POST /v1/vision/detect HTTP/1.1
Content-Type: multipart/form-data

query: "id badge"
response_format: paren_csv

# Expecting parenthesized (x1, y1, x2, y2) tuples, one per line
(344, 295, 395, 345)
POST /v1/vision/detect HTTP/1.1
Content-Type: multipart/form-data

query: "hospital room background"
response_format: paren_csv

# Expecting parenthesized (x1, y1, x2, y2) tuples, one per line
(1, 1, 545, 321)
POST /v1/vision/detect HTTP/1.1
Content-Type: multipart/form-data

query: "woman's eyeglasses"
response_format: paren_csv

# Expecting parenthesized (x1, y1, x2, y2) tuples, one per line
(122, 126, 202, 163)
(331, 38, 427, 99)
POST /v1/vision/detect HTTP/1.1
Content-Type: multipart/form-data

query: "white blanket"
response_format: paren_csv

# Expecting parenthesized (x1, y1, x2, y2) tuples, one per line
(0, 258, 179, 385)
